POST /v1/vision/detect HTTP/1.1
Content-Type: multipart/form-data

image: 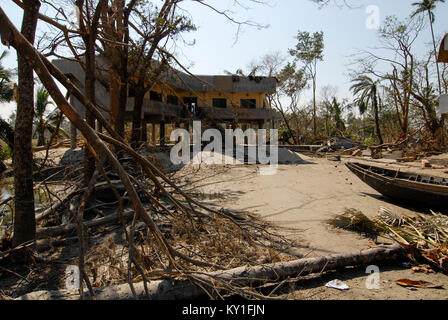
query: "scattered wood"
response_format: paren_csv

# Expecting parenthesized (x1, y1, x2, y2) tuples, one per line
(421, 159, 432, 168)
(36, 210, 133, 239)
(326, 155, 341, 162)
(35, 189, 82, 222)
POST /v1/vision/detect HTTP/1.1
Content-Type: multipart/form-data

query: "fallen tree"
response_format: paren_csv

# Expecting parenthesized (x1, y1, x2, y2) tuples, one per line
(17, 244, 404, 300)
(0, 7, 297, 300)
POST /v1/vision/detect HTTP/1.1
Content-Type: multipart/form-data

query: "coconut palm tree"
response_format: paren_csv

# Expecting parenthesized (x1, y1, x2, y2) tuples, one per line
(0, 51, 15, 103)
(34, 87, 68, 146)
(350, 75, 384, 145)
(411, 0, 445, 95)
(330, 97, 346, 135)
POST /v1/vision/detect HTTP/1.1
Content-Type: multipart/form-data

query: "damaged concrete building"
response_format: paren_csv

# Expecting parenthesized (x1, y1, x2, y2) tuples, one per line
(52, 59, 279, 147)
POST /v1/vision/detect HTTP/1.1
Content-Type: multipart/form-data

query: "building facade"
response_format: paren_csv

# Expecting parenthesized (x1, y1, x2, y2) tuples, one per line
(52, 59, 279, 146)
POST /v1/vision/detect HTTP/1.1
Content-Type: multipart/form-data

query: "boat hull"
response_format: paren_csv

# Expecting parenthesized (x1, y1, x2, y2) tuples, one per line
(345, 162, 448, 209)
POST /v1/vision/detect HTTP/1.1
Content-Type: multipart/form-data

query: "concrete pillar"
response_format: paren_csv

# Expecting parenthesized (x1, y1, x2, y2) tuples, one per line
(151, 123, 156, 145)
(160, 122, 165, 146)
(141, 122, 147, 142)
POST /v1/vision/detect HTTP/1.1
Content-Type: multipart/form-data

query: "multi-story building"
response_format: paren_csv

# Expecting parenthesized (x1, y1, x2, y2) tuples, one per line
(53, 59, 279, 146)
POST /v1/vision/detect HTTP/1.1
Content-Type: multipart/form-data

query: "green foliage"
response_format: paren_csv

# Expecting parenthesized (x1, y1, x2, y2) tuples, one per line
(0, 143, 12, 160)
(277, 62, 309, 97)
(289, 31, 324, 66)
(350, 75, 378, 115)
(364, 136, 375, 146)
(411, 0, 445, 23)
(278, 128, 292, 143)
(321, 96, 347, 136)
(330, 97, 346, 134)
(33, 86, 67, 146)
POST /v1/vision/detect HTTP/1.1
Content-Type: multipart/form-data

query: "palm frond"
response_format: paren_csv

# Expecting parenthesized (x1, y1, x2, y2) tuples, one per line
(35, 87, 52, 117)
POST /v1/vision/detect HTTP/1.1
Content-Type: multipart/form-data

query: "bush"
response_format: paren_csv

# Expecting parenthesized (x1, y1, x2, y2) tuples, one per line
(0, 144, 12, 160)
(364, 136, 375, 146)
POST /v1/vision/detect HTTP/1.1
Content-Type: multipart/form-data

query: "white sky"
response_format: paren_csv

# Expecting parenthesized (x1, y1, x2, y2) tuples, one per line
(0, 0, 447, 118)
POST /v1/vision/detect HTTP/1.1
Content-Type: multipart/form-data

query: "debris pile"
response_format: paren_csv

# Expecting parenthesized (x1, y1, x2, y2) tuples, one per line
(329, 208, 448, 273)
(304, 135, 447, 165)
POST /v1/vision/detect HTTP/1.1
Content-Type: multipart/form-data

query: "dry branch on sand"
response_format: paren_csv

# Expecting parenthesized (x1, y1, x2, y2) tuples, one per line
(16, 244, 404, 300)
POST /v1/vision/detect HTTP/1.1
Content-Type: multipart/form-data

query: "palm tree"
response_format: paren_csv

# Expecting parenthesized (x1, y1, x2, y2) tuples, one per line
(411, 0, 445, 95)
(34, 87, 68, 146)
(0, 51, 15, 103)
(330, 97, 346, 135)
(350, 75, 384, 145)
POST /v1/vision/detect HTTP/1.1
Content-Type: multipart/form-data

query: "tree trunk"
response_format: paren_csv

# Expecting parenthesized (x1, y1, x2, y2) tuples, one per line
(109, 72, 121, 130)
(37, 121, 45, 146)
(16, 244, 404, 300)
(312, 76, 317, 137)
(78, 0, 107, 185)
(12, 0, 40, 247)
(114, 2, 133, 138)
(429, 11, 442, 95)
(372, 86, 383, 145)
(130, 82, 145, 146)
(279, 109, 297, 144)
(115, 49, 129, 138)
(83, 39, 97, 185)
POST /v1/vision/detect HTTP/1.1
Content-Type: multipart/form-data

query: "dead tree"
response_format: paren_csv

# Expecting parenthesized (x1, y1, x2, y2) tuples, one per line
(128, 0, 195, 146)
(99, 0, 137, 138)
(0, 8, 248, 295)
(12, 0, 41, 248)
(75, 0, 107, 185)
(16, 244, 405, 300)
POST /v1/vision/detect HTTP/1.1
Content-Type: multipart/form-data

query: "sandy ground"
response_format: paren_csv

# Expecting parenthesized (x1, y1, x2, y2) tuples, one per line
(5, 146, 448, 300)
(173, 150, 448, 300)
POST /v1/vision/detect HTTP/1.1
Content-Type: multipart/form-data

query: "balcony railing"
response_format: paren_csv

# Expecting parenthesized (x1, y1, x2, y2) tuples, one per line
(125, 98, 278, 122)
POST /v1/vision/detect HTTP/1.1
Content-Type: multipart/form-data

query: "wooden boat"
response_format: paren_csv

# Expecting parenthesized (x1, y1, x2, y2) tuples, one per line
(345, 162, 448, 208)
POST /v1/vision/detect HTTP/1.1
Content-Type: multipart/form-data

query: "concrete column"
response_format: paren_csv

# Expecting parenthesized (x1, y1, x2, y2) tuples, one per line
(141, 122, 147, 142)
(151, 123, 156, 145)
(160, 122, 165, 146)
